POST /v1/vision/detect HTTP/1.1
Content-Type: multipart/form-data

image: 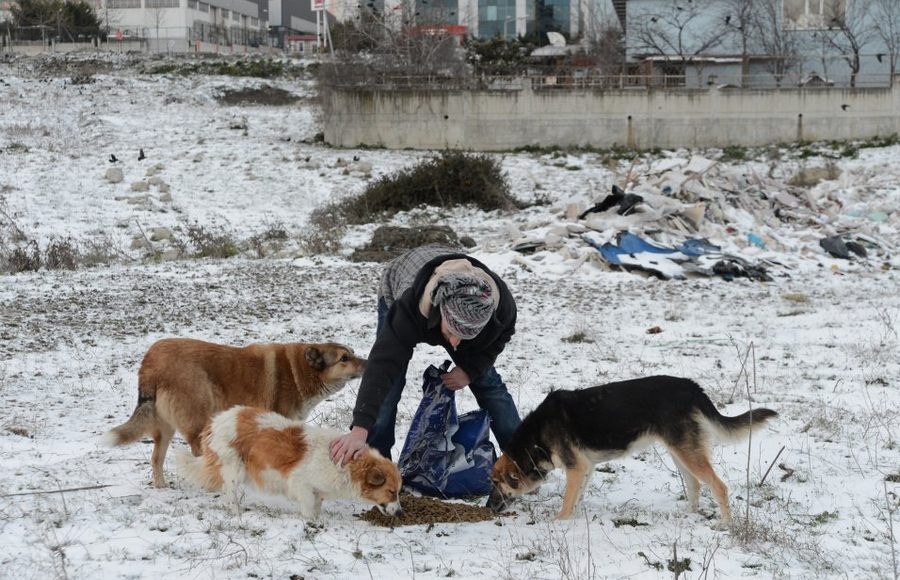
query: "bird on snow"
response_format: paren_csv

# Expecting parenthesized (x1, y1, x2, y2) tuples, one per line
(109, 154, 118, 163)
(138, 148, 146, 161)
(841, 104, 849, 111)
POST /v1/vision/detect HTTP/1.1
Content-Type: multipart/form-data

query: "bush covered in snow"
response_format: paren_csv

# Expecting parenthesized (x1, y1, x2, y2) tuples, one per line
(320, 150, 521, 225)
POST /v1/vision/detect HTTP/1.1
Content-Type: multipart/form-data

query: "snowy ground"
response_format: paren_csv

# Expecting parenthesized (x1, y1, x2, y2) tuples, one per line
(1, 53, 899, 579)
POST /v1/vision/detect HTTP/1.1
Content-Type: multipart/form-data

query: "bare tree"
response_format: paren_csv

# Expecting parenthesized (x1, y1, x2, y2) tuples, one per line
(98, 0, 123, 38)
(629, 0, 730, 84)
(750, 0, 803, 86)
(580, 2, 626, 77)
(323, 1, 467, 87)
(819, 0, 877, 87)
(720, 0, 756, 85)
(588, 21, 626, 75)
(148, 5, 165, 52)
(871, 0, 900, 82)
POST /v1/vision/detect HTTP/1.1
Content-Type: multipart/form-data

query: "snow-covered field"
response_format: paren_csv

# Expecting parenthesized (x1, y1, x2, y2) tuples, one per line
(1, 53, 898, 579)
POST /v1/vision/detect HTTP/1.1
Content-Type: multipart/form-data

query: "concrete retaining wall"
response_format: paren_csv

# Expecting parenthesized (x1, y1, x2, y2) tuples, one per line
(322, 82, 900, 150)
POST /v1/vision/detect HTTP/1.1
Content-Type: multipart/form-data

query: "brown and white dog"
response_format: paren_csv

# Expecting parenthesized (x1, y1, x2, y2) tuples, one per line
(487, 376, 777, 521)
(101, 338, 366, 487)
(177, 406, 402, 519)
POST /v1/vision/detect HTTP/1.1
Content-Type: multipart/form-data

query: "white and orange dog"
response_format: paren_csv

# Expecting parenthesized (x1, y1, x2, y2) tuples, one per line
(102, 338, 366, 488)
(178, 406, 402, 520)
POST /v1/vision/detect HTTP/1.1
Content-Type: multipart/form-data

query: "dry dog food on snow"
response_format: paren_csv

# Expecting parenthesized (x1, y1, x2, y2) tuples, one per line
(358, 493, 504, 527)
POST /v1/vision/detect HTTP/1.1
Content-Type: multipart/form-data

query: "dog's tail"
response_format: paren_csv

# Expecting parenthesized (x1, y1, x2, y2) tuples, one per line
(175, 447, 223, 491)
(99, 394, 157, 448)
(697, 391, 777, 444)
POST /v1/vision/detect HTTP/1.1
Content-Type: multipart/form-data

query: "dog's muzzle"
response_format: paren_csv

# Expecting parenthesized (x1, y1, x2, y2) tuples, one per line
(486, 486, 509, 513)
(379, 501, 402, 517)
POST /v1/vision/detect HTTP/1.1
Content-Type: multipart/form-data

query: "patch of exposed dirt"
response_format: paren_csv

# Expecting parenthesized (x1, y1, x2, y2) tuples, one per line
(349, 225, 462, 263)
(216, 85, 299, 106)
(358, 493, 506, 527)
(30, 56, 114, 78)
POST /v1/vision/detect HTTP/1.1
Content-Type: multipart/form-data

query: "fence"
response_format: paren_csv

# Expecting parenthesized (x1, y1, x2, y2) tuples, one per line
(0, 24, 274, 54)
(321, 69, 895, 91)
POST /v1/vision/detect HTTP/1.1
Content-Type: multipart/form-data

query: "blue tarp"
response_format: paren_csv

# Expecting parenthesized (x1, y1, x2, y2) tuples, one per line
(584, 231, 771, 281)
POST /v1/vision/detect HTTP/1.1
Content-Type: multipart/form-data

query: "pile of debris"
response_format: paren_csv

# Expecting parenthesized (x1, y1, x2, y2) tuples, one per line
(508, 155, 896, 280)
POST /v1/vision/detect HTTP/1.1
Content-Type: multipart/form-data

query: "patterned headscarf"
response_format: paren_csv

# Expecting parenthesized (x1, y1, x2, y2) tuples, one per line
(432, 273, 495, 340)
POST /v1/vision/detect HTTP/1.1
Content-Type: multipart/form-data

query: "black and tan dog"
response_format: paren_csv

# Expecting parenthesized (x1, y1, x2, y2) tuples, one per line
(487, 376, 777, 521)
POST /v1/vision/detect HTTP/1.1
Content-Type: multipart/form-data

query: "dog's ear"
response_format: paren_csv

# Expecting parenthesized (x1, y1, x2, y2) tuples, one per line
(305, 346, 326, 371)
(366, 467, 386, 487)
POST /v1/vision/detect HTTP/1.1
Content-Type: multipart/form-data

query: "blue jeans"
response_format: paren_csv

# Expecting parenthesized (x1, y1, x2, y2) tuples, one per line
(367, 297, 522, 459)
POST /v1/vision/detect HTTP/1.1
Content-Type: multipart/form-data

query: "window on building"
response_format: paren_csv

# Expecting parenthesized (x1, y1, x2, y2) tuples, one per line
(658, 61, 686, 87)
(540, 0, 569, 35)
(250, 16, 258, 26)
(416, 0, 457, 25)
(146, 0, 179, 7)
(783, 0, 845, 30)
(232, 11, 239, 20)
(108, 0, 141, 9)
(198, 1, 209, 12)
(187, 0, 197, 9)
(221, 8, 229, 19)
(478, 0, 517, 38)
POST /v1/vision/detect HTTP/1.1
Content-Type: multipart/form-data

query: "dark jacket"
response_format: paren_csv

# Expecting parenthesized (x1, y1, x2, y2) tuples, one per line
(351, 253, 516, 431)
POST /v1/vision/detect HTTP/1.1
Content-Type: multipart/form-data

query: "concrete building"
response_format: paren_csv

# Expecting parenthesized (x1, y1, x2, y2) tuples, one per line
(353, 0, 595, 39)
(268, 0, 318, 48)
(85, 0, 270, 52)
(1, 0, 326, 53)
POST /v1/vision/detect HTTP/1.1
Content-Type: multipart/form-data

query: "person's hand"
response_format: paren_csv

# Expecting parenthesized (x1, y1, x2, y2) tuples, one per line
(330, 426, 368, 466)
(441, 367, 471, 391)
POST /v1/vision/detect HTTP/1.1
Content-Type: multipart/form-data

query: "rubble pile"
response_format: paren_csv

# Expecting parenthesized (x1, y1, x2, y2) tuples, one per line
(508, 155, 897, 280)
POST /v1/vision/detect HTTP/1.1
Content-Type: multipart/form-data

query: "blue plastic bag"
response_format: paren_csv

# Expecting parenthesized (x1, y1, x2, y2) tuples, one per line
(397, 361, 496, 498)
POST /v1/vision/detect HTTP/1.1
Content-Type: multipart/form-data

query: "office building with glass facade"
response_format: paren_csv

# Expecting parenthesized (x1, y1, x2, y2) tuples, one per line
(379, 0, 583, 40)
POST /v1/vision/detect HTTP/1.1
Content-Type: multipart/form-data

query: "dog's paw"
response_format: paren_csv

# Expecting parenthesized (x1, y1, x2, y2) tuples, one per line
(301, 513, 321, 523)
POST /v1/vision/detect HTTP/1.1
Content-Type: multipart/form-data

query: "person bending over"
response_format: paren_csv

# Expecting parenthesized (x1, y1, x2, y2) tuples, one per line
(330, 245, 521, 465)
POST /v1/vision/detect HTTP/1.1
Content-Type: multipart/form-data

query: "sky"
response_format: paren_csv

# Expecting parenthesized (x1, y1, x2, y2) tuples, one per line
(1, 52, 899, 579)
